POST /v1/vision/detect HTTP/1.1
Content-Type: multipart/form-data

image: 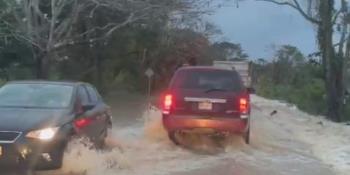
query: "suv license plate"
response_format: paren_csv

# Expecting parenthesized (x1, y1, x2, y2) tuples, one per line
(198, 102, 213, 110)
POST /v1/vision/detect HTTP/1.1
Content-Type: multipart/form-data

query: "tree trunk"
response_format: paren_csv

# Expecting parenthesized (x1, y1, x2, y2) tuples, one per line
(35, 50, 50, 79)
(95, 54, 103, 91)
(94, 42, 104, 92)
(319, 0, 343, 122)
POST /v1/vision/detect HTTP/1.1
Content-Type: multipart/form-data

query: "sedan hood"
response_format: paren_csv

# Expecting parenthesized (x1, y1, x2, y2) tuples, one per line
(0, 107, 72, 132)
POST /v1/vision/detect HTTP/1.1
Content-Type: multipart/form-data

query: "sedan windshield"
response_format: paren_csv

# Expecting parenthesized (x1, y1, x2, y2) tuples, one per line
(0, 83, 74, 108)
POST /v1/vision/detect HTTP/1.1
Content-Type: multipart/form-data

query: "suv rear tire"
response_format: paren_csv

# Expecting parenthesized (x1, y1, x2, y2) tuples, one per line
(243, 128, 250, 144)
(168, 132, 180, 145)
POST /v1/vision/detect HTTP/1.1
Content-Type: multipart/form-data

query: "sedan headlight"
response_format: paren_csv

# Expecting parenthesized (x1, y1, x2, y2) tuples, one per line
(26, 127, 59, 141)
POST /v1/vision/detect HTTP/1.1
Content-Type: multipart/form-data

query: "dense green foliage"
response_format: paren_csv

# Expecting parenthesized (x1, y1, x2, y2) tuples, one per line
(255, 46, 325, 114)
(256, 0, 350, 122)
(253, 45, 350, 121)
(0, 0, 220, 93)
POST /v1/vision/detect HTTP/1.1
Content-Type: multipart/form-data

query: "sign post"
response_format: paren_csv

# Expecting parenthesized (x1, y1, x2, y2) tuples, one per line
(145, 68, 154, 118)
(145, 68, 154, 97)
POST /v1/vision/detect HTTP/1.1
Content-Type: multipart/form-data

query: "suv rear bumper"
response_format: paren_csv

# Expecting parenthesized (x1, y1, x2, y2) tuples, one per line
(163, 115, 249, 134)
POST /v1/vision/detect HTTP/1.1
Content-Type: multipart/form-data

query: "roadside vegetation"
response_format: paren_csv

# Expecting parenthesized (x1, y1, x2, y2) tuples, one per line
(254, 0, 350, 122)
(0, 0, 222, 92)
(253, 45, 329, 119)
(1, 0, 350, 122)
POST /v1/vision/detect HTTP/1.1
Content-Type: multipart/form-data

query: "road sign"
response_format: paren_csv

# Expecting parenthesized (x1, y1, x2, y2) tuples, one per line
(145, 68, 154, 78)
(145, 68, 154, 115)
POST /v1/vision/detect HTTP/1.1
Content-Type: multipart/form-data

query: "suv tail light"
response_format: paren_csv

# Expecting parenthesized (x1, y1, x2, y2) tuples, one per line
(162, 94, 173, 115)
(239, 97, 249, 115)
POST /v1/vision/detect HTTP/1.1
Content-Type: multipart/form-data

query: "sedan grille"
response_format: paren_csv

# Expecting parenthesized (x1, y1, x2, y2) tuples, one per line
(0, 131, 21, 143)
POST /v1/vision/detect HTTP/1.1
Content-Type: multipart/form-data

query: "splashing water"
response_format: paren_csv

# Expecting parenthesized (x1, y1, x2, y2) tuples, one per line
(46, 107, 181, 175)
(142, 106, 248, 154)
(47, 106, 242, 175)
(142, 106, 170, 144)
(60, 139, 129, 175)
(40, 102, 327, 175)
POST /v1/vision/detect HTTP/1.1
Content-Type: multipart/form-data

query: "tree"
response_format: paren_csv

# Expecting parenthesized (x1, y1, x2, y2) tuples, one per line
(1, 0, 209, 79)
(254, 45, 326, 115)
(271, 45, 305, 85)
(0, 0, 221, 93)
(0, 1, 34, 80)
(149, 28, 211, 91)
(257, 0, 350, 122)
(211, 41, 248, 61)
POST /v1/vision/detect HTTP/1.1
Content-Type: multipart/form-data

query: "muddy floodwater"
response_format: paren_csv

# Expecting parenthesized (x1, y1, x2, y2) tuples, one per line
(30, 92, 336, 175)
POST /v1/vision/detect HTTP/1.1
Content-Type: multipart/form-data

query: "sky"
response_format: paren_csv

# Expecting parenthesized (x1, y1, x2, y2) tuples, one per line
(208, 0, 318, 59)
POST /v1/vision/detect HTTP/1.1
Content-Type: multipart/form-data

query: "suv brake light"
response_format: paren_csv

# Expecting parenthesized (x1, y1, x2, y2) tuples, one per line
(239, 98, 249, 114)
(163, 94, 173, 115)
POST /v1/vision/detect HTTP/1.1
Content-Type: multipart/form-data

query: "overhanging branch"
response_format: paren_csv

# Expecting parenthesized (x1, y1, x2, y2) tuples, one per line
(257, 0, 321, 25)
(53, 13, 140, 50)
(332, 10, 342, 24)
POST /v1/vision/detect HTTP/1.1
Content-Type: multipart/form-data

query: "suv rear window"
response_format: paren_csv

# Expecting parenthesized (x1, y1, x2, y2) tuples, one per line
(170, 69, 244, 91)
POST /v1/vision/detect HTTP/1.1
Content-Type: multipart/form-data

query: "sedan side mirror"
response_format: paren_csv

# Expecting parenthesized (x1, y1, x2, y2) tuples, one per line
(247, 87, 256, 94)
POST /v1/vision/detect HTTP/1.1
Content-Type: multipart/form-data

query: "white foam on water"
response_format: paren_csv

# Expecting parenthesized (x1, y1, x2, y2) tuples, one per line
(251, 95, 350, 175)
(52, 107, 226, 175)
(60, 139, 129, 175)
(42, 97, 343, 175)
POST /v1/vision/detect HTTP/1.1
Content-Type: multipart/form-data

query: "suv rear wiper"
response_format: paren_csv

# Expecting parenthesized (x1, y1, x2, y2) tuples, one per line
(204, 88, 227, 93)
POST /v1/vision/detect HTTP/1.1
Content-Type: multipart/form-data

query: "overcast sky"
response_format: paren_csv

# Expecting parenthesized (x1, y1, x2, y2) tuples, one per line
(208, 0, 318, 59)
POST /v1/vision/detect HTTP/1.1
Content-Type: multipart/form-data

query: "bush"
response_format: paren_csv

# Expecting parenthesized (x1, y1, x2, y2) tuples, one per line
(257, 78, 326, 116)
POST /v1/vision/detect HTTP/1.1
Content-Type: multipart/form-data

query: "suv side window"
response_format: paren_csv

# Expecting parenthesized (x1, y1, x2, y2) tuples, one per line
(77, 85, 90, 105)
(86, 85, 100, 104)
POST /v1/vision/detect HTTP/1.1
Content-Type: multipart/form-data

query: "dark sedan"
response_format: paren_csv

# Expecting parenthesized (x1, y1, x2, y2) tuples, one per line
(0, 81, 112, 172)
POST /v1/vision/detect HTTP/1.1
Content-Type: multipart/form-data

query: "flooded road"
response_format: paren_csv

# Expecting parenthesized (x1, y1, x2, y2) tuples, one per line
(36, 92, 336, 175)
